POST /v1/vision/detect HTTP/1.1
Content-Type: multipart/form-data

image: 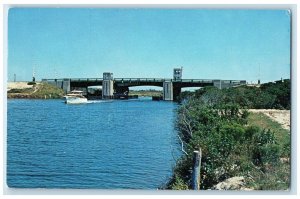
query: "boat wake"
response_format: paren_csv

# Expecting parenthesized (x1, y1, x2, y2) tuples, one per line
(86, 100, 113, 104)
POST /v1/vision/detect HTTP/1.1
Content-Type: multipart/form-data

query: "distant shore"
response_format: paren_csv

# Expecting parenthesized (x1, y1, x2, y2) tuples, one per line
(129, 90, 162, 97)
(7, 82, 163, 99)
(7, 82, 65, 99)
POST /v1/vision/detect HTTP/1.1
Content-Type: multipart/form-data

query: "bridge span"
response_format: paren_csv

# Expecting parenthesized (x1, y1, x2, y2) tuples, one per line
(42, 69, 246, 101)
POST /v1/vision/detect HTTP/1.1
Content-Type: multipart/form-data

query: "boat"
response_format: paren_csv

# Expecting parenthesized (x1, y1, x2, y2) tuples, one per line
(64, 90, 88, 104)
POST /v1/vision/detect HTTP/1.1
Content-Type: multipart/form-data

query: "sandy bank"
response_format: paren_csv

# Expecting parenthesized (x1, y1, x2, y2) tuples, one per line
(248, 109, 290, 130)
(7, 82, 38, 90)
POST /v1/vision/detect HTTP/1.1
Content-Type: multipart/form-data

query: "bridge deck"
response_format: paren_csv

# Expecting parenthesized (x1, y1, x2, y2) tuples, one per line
(42, 78, 246, 89)
(43, 78, 245, 84)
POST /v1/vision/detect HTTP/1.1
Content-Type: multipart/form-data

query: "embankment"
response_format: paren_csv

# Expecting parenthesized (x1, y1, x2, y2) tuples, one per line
(7, 82, 64, 99)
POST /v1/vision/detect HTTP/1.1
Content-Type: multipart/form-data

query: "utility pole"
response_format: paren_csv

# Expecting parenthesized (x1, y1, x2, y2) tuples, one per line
(14, 74, 16, 82)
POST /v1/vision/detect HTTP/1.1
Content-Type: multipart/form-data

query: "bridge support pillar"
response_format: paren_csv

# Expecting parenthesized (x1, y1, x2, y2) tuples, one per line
(213, 80, 222, 89)
(62, 78, 70, 93)
(102, 72, 114, 99)
(163, 81, 173, 101)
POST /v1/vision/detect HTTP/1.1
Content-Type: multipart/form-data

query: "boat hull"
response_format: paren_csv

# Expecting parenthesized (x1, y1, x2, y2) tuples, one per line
(64, 96, 88, 104)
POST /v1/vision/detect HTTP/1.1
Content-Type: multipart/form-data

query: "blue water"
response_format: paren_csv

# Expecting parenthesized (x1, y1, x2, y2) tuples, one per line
(7, 98, 181, 189)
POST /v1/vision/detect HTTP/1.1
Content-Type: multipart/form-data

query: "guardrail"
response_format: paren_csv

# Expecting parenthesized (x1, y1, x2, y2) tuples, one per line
(114, 78, 215, 83)
(42, 78, 246, 84)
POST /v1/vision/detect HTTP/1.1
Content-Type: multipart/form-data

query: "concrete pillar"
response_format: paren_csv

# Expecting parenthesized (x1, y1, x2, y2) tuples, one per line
(163, 81, 173, 101)
(62, 78, 70, 93)
(213, 80, 222, 89)
(102, 72, 114, 99)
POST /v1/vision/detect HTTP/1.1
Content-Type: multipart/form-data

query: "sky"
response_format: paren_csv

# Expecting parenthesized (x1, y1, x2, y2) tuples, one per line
(7, 8, 291, 83)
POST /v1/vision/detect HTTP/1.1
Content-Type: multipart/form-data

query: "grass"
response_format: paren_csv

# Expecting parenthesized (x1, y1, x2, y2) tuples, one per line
(31, 83, 65, 99)
(246, 112, 290, 190)
(8, 83, 64, 99)
(7, 88, 34, 94)
(166, 111, 291, 190)
(248, 112, 290, 157)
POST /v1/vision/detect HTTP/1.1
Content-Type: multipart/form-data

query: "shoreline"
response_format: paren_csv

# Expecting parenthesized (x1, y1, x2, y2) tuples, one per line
(7, 82, 65, 99)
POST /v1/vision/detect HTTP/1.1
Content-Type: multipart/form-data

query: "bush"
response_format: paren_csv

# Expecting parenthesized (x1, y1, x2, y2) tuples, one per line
(249, 129, 280, 167)
(168, 80, 290, 190)
(170, 175, 189, 190)
(179, 79, 290, 110)
(27, 81, 36, 85)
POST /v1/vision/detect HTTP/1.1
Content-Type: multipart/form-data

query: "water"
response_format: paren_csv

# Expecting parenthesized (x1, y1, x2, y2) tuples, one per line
(7, 98, 181, 189)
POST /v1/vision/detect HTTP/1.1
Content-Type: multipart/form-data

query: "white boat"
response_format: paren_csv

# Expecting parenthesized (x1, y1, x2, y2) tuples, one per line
(64, 90, 88, 104)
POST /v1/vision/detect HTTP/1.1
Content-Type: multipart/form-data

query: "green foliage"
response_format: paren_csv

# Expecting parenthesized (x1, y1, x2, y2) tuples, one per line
(8, 88, 33, 93)
(244, 126, 260, 141)
(27, 81, 36, 85)
(247, 112, 290, 157)
(168, 82, 290, 190)
(31, 83, 64, 99)
(179, 79, 290, 110)
(261, 80, 291, 109)
(251, 129, 280, 166)
(8, 83, 64, 99)
(170, 175, 189, 190)
(129, 90, 162, 97)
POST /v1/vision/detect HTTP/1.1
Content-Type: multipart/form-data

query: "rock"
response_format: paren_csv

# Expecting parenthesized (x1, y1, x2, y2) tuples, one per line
(280, 157, 290, 163)
(213, 176, 248, 190)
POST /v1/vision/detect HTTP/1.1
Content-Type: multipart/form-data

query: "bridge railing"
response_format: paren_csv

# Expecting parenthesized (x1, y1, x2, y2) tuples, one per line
(41, 78, 246, 84)
(70, 78, 103, 82)
(114, 78, 172, 82)
(179, 79, 214, 83)
(113, 78, 217, 83)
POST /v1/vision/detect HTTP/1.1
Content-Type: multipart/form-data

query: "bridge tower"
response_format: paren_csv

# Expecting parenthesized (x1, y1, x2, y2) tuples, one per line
(102, 72, 114, 99)
(165, 67, 183, 101)
(173, 67, 183, 81)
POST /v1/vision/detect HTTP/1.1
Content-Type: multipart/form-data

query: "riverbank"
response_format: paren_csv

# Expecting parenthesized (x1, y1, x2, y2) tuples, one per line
(166, 82, 291, 190)
(7, 82, 64, 99)
(129, 90, 162, 97)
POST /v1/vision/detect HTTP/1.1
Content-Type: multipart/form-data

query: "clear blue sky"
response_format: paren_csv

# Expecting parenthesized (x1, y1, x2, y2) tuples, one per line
(8, 8, 290, 83)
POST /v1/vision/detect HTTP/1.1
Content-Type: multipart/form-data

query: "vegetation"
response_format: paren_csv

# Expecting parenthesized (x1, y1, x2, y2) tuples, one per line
(27, 81, 36, 85)
(165, 79, 290, 190)
(7, 83, 64, 99)
(129, 90, 162, 97)
(31, 83, 64, 99)
(8, 88, 33, 94)
(180, 79, 290, 110)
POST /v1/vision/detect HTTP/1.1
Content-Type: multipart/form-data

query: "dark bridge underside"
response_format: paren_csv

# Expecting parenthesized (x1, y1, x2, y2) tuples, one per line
(69, 79, 215, 100)
(70, 79, 103, 87)
(69, 78, 215, 89)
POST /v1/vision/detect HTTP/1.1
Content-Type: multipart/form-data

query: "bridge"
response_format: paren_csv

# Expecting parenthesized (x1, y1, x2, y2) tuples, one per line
(42, 69, 246, 101)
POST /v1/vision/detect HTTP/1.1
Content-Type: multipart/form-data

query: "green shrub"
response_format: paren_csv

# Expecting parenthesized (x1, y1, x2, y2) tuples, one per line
(168, 80, 290, 190)
(170, 175, 189, 190)
(251, 129, 280, 167)
(27, 81, 36, 85)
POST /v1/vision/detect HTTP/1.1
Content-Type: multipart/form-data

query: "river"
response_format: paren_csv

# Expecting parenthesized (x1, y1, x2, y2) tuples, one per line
(7, 98, 181, 189)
